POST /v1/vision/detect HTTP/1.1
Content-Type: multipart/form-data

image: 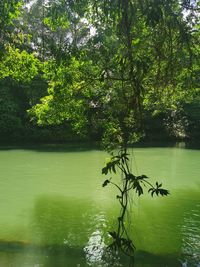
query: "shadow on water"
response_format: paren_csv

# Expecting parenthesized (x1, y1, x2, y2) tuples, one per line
(0, 141, 200, 152)
(0, 191, 199, 266)
(30, 195, 106, 247)
(133, 141, 200, 150)
(133, 188, 200, 267)
(0, 242, 182, 267)
(0, 143, 101, 153)
(3, 193, 199, 266)
(0, 195, 107, 267)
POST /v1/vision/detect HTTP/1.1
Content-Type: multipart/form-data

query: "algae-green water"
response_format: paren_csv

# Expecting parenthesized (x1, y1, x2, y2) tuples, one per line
(0, 144, 199, 267)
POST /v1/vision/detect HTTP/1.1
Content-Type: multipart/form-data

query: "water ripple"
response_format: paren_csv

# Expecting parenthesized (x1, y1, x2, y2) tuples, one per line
(180, 203, 200, 267)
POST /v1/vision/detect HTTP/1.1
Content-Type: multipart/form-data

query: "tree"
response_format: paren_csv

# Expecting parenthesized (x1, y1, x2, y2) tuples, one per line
(28, 0, 199, 260)
(1, 0, 199, 262)
(0, 0, 23, 54)
(30, 0, 199, 145)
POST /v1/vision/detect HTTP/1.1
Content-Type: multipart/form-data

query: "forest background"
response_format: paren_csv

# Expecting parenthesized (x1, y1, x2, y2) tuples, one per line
(0, 0, 199, 146)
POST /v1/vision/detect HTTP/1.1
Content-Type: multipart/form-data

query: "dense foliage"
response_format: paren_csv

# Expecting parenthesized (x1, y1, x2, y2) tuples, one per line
(0, 0, 199, 144)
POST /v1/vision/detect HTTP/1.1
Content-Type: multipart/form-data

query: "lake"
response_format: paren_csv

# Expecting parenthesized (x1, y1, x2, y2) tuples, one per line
(0, 143, 199, 266)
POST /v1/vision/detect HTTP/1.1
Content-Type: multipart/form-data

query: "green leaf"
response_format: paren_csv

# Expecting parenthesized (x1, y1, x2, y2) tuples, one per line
(133, 180, 143, 196)
(102, 179, 110, 187)
(102, 166, 108, 175)
(137, 174, 148, 180)
(148, 184, 170, 197)
(126, 173, 135, 180)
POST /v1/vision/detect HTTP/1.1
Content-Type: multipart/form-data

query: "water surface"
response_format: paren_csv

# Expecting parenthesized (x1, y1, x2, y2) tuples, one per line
(0, 144, 199, 266)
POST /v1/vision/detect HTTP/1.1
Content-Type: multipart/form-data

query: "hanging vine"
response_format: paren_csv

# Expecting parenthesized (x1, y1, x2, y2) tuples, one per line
(102, 148, 169, 259)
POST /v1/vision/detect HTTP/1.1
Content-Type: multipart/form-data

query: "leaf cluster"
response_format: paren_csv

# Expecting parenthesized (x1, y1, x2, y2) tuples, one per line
(102, 151, 169, 198)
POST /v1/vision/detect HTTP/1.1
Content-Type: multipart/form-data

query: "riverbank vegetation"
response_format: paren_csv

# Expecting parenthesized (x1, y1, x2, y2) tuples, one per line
(0, 0, 199, 145)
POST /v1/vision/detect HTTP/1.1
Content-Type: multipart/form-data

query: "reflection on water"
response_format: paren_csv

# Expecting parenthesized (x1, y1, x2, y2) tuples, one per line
(84, 213, 106, 265)
(84, 230, 105, 265)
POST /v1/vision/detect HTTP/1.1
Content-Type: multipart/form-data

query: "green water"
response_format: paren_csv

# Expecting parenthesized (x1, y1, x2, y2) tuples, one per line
(0, 144, 199, 266)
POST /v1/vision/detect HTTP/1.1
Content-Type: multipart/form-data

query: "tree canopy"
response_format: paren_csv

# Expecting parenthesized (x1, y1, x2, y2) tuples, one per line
(0, 0, 199, 145)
